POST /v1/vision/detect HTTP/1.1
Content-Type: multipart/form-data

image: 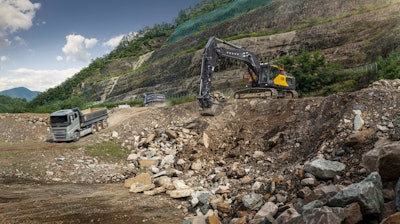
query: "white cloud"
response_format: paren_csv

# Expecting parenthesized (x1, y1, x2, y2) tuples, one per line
(56, 55, 63, 61)
(0, 56, 9, 62)
(0, 0, 41, 48)
(2, 39, 11, 47)
(84, 38, 97, 48)
(0, 67, 80, 91)
(62, 34, 98, 62)
(103, 34, 124, 48)
(14, 36, 27, 45)
(35, 20, 46, 26)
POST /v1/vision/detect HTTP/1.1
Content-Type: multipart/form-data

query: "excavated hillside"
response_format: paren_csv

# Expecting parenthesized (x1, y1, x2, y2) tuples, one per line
(78, 0, 400, 103)
(1, 80, 400, 223)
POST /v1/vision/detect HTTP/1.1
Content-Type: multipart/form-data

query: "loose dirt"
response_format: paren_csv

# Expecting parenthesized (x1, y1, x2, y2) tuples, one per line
(0, 180, 184, 224)
(1, 79, 400, 223)
(0, 107, 187, 224)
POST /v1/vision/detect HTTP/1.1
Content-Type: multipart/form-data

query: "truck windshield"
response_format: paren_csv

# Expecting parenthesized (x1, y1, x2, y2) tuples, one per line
(50, 115, 69, 125)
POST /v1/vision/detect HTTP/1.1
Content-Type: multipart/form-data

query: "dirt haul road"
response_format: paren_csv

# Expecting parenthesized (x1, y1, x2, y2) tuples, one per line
(0, 107, 187, 224)
(0, 181, 184, 224)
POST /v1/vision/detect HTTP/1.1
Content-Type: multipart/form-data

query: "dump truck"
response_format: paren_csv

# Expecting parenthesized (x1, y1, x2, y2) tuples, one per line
(50, 107, 108, 142)
(144, 93, 166, 107)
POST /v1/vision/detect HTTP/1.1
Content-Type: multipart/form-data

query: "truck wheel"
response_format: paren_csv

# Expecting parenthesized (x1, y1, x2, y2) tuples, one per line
(96, 123, 102, 131)
(102, 120, 109, 128)
(91, 125, 97, 134)
(74, 131, 80, 142)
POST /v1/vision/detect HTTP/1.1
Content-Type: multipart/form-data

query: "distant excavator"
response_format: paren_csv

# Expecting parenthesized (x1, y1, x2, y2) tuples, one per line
(198, 36, 298, 116)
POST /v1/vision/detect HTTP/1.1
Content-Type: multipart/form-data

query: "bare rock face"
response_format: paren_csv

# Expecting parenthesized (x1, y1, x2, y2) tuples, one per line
(80, 0, 400, 103)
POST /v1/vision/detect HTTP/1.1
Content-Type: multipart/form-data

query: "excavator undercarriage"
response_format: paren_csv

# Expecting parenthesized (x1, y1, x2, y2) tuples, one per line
(233, 88, 298, 99)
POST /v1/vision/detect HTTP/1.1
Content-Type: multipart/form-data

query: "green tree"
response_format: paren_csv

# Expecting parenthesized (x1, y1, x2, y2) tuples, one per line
(0, 95, 28, 113)
(377, 49, 400, 79)
(275, 51, 343, 95)
(28, 57, 106, 111)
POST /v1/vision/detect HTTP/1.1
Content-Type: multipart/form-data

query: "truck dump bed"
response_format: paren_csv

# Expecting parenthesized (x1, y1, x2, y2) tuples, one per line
(79, 108, 108, 126)
(144, 93, 166, 107)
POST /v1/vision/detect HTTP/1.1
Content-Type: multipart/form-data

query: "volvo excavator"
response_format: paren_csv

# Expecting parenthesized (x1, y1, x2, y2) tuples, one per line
(198, 36, 298, 116)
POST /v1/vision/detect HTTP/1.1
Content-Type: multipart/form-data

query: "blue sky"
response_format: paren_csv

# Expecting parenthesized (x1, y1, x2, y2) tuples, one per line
(0, 0, 201, 91)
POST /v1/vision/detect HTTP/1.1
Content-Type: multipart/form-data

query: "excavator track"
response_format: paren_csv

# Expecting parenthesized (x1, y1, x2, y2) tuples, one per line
(283, 90, 299, 99)
(233, 88, 298, 100)
(233, 88, 278, 99)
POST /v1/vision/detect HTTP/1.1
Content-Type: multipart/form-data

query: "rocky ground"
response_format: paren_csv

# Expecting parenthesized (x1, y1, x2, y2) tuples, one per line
(1, 79, 400, 223)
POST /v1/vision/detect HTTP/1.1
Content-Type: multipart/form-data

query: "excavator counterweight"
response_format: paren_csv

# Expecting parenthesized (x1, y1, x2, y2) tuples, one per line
(198, 36, 297, 116)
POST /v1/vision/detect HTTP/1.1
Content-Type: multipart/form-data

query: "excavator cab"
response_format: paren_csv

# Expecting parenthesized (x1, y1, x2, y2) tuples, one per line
(259, 64, 296, 90)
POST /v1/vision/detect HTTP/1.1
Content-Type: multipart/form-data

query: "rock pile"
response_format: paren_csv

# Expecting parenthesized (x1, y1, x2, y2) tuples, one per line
(117, 79, 400, 224)
(120, 124, 399, 223)
(3, 80, 400, 223)
(0, 113, 49, 142)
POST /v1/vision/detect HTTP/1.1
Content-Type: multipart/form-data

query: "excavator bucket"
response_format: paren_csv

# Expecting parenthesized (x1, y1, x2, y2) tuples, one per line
(199, 100, 225, 116)
(198, 92, 226, 116)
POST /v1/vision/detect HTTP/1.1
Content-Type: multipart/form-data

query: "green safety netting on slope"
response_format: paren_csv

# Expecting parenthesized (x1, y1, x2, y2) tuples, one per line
(167, 0, 276, 43)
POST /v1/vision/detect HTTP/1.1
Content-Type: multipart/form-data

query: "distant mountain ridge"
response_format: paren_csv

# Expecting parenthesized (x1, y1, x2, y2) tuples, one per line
(0, 87, 41, 101)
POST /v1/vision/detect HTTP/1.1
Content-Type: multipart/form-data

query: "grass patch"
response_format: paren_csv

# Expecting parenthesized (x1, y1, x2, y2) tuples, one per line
(322, 80, 358, 94)
(167, 95, 197, 106)
(0, 150, 19, 159)
(92, 99, 144, 109)
(85, 141, 129, 163)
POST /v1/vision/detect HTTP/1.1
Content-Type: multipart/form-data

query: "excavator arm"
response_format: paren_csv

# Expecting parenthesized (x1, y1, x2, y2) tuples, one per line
(198, 37, 262, 114)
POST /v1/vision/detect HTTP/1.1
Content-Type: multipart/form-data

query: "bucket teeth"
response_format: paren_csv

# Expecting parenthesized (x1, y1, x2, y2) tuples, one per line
(199, 92, 226, 116)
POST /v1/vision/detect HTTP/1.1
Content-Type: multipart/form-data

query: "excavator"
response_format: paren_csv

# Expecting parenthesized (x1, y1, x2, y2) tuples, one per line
(198, 36, 298, 116)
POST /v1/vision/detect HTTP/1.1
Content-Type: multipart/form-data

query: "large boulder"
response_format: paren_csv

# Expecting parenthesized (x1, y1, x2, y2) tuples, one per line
(304, 158, 346, 179)
(343, 203, 363, 224)
(380, 212, 400, 224)
(361, 139, 400, 181)
(302, 206, 345, 224)
(275, 208, 302, 224)
(242, 192, 264, 211)
(253, 201, 278, 220)
(327, 172, 384, 216)
(124, 172, 152, 188)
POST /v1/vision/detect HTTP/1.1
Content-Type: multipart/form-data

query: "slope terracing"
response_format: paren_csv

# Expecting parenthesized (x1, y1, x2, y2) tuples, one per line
(81, 0, 400, 103)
